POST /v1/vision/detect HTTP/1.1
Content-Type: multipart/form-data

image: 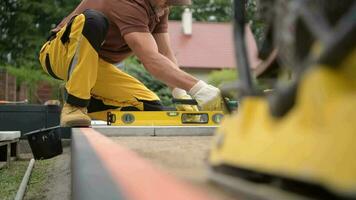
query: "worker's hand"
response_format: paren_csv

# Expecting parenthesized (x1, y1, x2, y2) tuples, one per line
(172, 88, 199, 111)
(189, 80, 222, 111)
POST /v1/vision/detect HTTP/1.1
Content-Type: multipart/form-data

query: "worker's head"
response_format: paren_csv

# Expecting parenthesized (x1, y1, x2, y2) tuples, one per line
(166, 0, 192, 6)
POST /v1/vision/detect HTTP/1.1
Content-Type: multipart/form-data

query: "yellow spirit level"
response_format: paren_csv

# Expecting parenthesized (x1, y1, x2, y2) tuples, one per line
(106, 111, 224, 126)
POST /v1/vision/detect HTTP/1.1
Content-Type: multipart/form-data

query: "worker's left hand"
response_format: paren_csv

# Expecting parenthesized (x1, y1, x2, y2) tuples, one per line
(172, 88, 199, 111)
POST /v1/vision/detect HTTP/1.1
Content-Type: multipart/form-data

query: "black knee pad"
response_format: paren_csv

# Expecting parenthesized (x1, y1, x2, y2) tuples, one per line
(82, 9, 109, 52)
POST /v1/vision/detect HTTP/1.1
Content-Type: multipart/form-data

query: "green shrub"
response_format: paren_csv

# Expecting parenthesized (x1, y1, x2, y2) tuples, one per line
(207, 69, 238, 87)
(207, 68, 273, 95)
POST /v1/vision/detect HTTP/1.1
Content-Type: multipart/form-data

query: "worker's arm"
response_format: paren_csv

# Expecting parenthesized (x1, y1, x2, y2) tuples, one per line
(124, 32, 197, 91)
(153, 32, 188, 94)
(124, 32, 222, 111)
(153, 32, 199, 111)
(153, 33, 178, 65)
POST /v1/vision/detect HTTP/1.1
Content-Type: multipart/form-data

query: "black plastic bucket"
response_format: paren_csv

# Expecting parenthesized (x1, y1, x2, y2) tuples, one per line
(24, 126, 63, 160)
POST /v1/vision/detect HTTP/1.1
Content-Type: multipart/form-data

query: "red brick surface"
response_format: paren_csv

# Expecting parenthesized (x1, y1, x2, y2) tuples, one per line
(17, 83, 28, 101)
(36, 82, 53, 104)
(0, 69, 16, 101)
(0, 69, 59, 103)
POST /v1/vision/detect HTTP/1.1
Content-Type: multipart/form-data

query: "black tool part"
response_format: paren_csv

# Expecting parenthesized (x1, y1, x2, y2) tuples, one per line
(106, 112, 116, 125)
(212, 165, 354, 200)
(268, 82, 298, 118)
(318, 2, 356, 67)
(172, 98, 198, 105)
(269, 0, 356, 118)
(233, 0, 256, 96)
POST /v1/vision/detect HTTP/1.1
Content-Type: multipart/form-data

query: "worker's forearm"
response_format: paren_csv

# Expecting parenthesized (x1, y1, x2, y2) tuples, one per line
(161, 48, 180, 90)
(164, 51, 178, 66)
(142, 54, 198, 91)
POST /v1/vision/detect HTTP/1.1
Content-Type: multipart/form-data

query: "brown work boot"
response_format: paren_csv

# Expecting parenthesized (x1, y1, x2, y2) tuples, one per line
(60, 103, 91, 127)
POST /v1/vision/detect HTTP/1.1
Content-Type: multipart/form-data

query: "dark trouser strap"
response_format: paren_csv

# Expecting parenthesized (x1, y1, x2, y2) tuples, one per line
(62, 88, 90, 108)
(45, 53, 62, 80)
(60, 15, 77, 44)
(87, 97, 167, 113)
(139, 99, 166, 111)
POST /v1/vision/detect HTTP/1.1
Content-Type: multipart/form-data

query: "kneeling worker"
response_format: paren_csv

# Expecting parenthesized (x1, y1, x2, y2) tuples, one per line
(39, 0, 221, 127)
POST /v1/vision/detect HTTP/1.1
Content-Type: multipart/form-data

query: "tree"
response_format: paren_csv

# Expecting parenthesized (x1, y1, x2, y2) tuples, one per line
(0, 0, 79, 67)
(170, 0, 232, 22)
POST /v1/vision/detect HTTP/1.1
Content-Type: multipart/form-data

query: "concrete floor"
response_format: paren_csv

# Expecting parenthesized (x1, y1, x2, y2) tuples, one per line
(43, 147, 71, 200)
(19, 141, 71, 200)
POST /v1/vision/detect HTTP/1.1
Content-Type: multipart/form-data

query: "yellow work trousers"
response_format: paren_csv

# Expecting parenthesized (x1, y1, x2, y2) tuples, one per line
(39, 10, 160, 117)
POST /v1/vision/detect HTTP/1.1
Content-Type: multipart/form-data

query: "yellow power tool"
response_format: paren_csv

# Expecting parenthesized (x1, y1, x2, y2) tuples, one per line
(208, 0, 356, 199)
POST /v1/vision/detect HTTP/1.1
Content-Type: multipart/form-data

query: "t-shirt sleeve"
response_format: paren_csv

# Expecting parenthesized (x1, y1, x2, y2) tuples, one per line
(153, 9, 169, 33)
(111, 1, 150, 36)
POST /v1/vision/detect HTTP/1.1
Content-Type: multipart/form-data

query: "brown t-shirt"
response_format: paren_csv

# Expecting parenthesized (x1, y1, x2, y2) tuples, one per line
(56, 0, 169, 63)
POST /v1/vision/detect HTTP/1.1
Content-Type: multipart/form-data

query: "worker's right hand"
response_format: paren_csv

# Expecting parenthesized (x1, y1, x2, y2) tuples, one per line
(172, 88, 199, 111)
(189, 80, 222, 111)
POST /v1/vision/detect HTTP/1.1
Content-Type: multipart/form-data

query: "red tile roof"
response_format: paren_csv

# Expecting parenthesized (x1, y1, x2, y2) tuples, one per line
(168, 21, 261, 70)
(168, 21, 235, 69)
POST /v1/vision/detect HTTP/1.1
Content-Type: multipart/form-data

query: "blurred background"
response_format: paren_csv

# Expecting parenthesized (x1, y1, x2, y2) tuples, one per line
(0, 0, 265, 106)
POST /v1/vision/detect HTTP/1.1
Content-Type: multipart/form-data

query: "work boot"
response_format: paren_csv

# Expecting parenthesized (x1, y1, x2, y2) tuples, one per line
(60, 103, 91, 127)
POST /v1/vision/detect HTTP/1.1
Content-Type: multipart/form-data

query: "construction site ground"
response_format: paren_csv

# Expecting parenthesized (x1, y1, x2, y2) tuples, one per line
(21, 135, 238, 200)
(112, 136, 237, 200)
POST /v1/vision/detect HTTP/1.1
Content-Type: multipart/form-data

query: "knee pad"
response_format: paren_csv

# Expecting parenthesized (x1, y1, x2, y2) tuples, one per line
(82, 9, 109, 52)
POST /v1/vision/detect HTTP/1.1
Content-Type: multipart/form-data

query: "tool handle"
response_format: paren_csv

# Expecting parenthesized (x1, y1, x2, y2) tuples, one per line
(233, 0, 254, 95)
(172, 98, 198, 105)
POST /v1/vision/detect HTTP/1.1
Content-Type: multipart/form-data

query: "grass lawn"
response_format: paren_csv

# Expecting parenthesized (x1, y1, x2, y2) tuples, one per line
(0, 159, 51, 200)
